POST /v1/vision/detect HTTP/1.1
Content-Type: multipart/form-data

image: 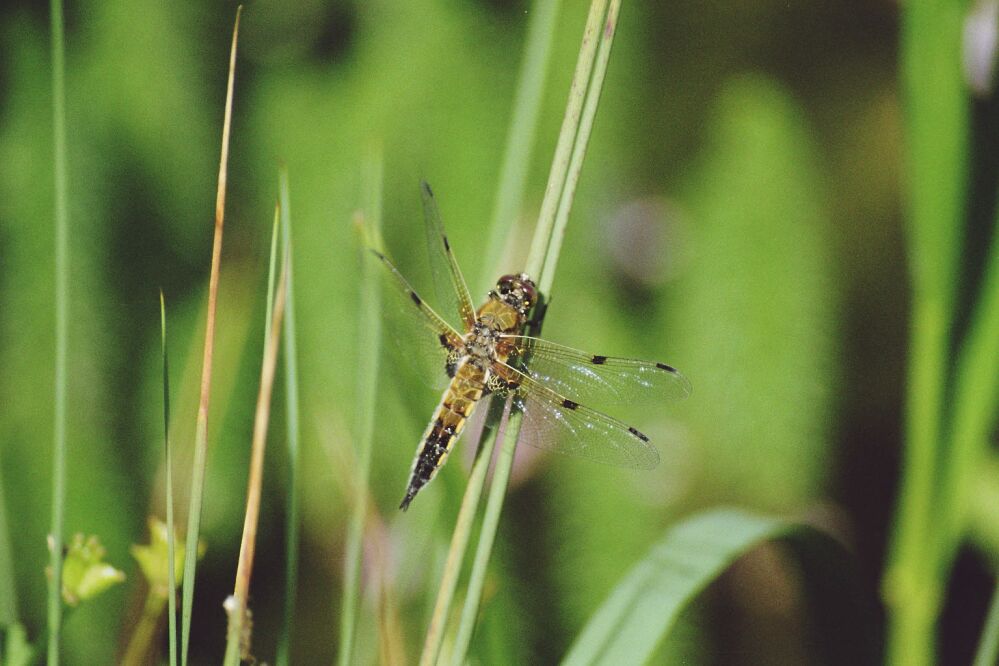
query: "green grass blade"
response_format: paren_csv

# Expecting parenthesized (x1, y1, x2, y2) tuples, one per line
(338, 151, 383, 666)
(974, 583, 999, 666)
(48, 0, 70, 660)
(562, 509, 879, 666)
(479, 0, 562, 292)
(161, 292, 178, 666)
(885, 0, 970, 660)
(265, 202, 280, 349)
(276, 168, 301, 666)
(448, 407, 521, 666)
(540, 0, 619, 294)
(0, 463, 16, 628)
(419, 398, 507, 666)
(181, 8, 241, 665)
(937, 217, 999, 563)
(447, 3, 619, 662)
(525, 0, 608, 280)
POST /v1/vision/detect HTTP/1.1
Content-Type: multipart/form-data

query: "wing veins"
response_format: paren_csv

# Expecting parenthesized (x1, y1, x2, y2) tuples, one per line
(421, 181, 477, 331)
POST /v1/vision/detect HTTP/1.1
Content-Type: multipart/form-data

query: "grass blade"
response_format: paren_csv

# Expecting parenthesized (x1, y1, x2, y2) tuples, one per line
(47, 0, 70, 660)
(181, 7, 241, 665)
(419, 398, 508, 666)
(447, 3, 620, 661)
(223, 248, 289, 665)
(420, 1, 564, 659)
(885, 0, 969, 660)
(525, 0, 609, 280)
(162, 292, 178, 666)
(0, 463, 16, 628)
(338, 151, 383, 666)
(974, 582, 999, 666)
(479, 0, 562, 292)
(562, 509, 879, 665)
(276, 168, 301, 666)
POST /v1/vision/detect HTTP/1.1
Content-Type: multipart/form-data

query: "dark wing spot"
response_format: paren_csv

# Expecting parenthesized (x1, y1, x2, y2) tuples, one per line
(562, 398, 579, 410)
(370, 248, 386, 260)
(591, 355, 607, 365)
(438, 333, 451, 349)
(421, 180, 434, 197)
(443, 235, 451, 251)
(410, 291, 422, 306)
(656, 362, 677, 373)
(628, 426, 649, 442)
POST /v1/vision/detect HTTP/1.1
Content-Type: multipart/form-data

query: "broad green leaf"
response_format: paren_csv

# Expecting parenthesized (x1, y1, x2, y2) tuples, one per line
(562, 508, 878, 666)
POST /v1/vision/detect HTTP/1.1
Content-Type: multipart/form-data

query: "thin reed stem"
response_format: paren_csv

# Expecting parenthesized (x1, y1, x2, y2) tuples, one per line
(448, 2, 620, 662)
(277, 168, 302, 666)
(224, 253, 290, 666)
(181, 8, 241, 665)
(419, 398, 508, 666)
(162, 292, 178, 666)
(48, 0, 69, 660)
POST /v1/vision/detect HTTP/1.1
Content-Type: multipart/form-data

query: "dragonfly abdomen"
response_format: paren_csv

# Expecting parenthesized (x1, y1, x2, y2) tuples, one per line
(399, 361, 486, 510)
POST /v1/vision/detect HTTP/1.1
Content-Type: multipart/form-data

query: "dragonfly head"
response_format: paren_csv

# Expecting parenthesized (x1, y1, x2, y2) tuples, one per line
(493, 273, 538, 316)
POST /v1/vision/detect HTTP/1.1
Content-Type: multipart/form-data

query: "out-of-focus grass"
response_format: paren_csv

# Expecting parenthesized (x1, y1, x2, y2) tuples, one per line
(0, 0, 932, 662)
(563, 509, 877, 665)
(47, 0, 69, 660)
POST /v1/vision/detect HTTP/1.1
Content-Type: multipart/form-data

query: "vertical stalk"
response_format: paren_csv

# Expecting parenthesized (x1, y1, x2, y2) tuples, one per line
(338, 152, 383, 666)
(181, 8, 241, 664)
(448, 2, 620, 662)
(276, 169, 302, 666)
(48, 0, 69, 660)
(885, 0, 968, 661)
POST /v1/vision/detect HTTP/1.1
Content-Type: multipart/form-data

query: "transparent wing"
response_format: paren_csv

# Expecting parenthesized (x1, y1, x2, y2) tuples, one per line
(370, 249, 464, 390)
(421, 181, 477, 332)
(500, 335, 691, 406)
(489, 362, 660, 470)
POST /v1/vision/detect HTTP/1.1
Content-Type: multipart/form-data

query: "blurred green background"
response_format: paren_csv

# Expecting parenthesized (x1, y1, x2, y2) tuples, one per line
(2, 0, 982, 663)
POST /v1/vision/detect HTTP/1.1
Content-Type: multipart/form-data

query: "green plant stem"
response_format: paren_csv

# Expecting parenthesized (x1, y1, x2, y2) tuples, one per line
(162, 292, 178, 666)
(937, 219, 999, 566)
(276, 168, 301, 666)
(447, 2, 619, 662)
(48, 0, 69, 661)
(525, 0, 608, 279)
(419, 398, 507, 666)
(975, 582, 999, 666)
(449, 406, 519, 665)
(338, 152, 383, 666)
(479, 0, 562, 292)
(540, 0, 619, 292)
(886, 0, 968, 660)
(182, 8, 241, 665)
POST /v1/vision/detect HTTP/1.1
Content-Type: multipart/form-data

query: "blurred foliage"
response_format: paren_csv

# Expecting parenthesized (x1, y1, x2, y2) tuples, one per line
(0, 0, 942, 663)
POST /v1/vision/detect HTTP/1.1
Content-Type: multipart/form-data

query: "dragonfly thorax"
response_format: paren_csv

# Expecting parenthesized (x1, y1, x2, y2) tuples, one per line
(464, 322, 500, 369)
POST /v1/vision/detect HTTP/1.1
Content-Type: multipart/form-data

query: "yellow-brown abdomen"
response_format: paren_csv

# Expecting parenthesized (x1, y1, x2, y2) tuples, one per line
(399, 362, 487, 510)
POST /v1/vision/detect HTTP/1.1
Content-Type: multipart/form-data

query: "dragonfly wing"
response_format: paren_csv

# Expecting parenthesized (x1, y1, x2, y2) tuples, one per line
(370, 248, 464, 390)
(499, 335, 691, 406)
(489, 362, 660, 470)
(421, 181, 477, 331)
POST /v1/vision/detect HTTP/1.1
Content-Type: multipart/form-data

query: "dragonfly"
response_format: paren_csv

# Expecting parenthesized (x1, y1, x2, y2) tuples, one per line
(372, 182, 691, 511)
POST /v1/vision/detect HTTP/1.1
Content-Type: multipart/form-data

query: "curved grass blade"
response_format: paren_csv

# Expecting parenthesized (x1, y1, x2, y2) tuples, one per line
(562, 509, 879, 666)
(181, 8, 241, 665)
